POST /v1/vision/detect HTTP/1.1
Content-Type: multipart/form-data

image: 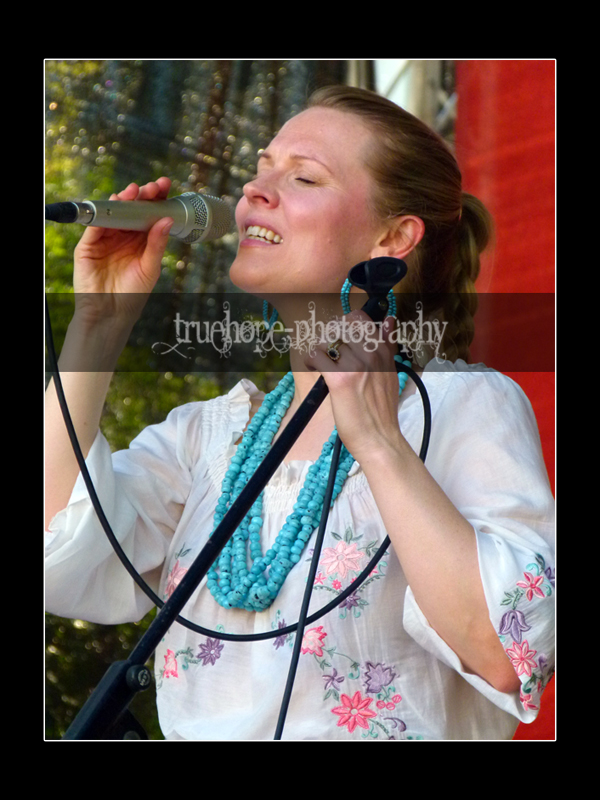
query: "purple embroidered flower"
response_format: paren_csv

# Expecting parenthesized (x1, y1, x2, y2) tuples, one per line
(273, 619, 288, 650)
(323, 668, 345, 691)
(339, 591, 361, 611)
(545, 565, 555, 587)
(498, 609, 531, 644)
(364, 661, 397, 694)
(197, 637, 224, 666)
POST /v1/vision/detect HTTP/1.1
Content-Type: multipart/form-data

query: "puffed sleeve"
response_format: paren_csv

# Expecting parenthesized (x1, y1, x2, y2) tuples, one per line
(403, 363, 555, 723)
(45, 401, 201, 624)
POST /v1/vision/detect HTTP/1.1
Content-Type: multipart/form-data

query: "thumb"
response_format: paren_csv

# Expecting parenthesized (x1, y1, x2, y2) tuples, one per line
(146, 216, 174, 250)
(141, 217, 174, 276)
(157, 217, 174, 239)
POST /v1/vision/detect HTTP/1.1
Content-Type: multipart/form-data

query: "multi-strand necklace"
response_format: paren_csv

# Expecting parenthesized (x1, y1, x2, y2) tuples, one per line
(207, 360, 410, 612)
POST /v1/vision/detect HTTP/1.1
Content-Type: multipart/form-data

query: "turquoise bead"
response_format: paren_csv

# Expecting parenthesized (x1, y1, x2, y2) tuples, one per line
(207, 366, 409, 611)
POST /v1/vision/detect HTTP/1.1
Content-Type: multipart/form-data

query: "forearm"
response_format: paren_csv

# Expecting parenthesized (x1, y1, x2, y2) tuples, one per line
(359, 432, 521, 693)
(44, 317, 130, 530)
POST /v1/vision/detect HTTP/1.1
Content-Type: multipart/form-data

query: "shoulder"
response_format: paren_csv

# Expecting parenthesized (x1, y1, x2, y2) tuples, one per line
(419, 360, 552, 514)
(420, 358, 545, 460)
(128, 378, 260, 468)
(423, 359, 535, 418)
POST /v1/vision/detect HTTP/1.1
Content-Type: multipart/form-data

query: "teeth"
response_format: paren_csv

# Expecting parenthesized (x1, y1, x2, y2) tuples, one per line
(246, 225, 282, 243)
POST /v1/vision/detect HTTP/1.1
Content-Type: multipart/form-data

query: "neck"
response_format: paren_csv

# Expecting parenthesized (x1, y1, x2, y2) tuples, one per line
(287, 347, 334, 421)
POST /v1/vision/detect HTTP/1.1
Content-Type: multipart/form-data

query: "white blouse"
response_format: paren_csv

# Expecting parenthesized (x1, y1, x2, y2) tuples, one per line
(45, 360, 555, 740)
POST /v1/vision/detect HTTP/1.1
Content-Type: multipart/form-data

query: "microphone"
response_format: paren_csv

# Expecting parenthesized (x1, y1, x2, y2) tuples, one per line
(45, 192, 233, 244)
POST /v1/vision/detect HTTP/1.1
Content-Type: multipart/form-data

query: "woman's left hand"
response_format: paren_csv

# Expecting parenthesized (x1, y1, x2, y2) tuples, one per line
(303, 311, 405, 463)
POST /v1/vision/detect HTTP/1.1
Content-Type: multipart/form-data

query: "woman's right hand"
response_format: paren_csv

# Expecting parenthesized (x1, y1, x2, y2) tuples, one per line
(72, 177, 174, 327)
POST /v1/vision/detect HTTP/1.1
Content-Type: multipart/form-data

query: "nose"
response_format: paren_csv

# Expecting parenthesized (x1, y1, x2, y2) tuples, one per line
(242, 173, 279, 207)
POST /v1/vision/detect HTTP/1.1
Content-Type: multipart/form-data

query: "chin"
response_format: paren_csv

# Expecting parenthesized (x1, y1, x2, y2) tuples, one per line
(229, 257, 272, 300)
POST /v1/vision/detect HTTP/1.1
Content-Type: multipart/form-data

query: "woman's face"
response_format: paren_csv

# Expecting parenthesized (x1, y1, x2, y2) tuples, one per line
(230, 106, 388, 305)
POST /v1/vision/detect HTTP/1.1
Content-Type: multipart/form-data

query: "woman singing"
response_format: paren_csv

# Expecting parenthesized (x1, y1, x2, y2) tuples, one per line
(45, 86, 555, 740)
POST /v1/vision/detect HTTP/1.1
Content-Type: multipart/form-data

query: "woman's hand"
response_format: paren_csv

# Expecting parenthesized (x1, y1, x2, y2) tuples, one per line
(72, 177, 174, 328)
(304, 312, 404, 462)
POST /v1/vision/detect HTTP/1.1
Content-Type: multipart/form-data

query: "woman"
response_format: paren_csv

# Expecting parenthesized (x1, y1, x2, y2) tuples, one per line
(45, 86, 555, 740)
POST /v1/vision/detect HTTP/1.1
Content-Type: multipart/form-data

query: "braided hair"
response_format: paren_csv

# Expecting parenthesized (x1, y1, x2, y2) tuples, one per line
(307, 86, 493, 364)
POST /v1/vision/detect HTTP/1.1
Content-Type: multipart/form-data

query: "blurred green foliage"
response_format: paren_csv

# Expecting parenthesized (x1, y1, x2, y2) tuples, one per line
(45, 59, 346, 739)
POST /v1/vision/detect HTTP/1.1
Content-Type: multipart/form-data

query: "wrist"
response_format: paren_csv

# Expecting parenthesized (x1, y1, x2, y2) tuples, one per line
(351, 427, 411, 472)
(60, 314, 133, 372)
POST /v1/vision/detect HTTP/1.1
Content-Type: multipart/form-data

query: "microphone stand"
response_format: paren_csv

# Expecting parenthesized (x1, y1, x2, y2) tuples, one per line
(60, 258, 407, 740)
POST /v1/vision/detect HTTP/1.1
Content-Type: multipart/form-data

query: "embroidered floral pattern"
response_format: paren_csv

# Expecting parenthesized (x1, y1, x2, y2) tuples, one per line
(156, 629, 227, 689)
(331, 691, 377, 733)
(266, 525, 419, 738)
(498, 553, 555, 711)
(164, 543, 192, 600)
(320, 540, 365, 580)
(364, 661, 397, 693)
(516, 572, 547, 602)
(301, 626, 327, 657)
(163, 649, 179, 679)
(165, 559, 188, 599)
(313, 526, 389, 620)
(157, 526, 421, 737)
(197, 637, 224, 666)
(293, 627, 413, 738)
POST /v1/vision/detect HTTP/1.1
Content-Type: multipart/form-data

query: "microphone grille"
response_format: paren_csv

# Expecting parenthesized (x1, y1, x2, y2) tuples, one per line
(180, 193, 232, 243)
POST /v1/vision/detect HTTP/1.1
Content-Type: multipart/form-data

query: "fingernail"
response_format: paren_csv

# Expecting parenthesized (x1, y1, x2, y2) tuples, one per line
(162, 219, 174, 236)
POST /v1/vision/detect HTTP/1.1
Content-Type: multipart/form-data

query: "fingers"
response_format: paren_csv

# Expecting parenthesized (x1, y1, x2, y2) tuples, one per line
(303, 312, 397, 374)
(110, 177, 172, 202)
(110, 182, 139, 202)
(137, 177, 171, 201)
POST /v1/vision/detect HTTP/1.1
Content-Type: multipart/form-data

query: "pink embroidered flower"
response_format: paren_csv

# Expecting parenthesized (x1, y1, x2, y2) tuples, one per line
(506, 640, 537, 677)
(320, 541, 365, 580)
(332, 579, 342, 590)
(519, 687, 539, 711)
(314, 572, 326, 586)
(516, 572, 546, 601)
(165, 559, 188, 599)
(163, 649, 179, 678)
(331, 691, 377, 733)
(301, 626, 327, 656)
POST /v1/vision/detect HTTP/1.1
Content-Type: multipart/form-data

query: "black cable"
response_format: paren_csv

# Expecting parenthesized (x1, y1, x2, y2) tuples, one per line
(273, 361, 430, 738)
(274, 434, 343, 738)
(46, 297, 430, 645)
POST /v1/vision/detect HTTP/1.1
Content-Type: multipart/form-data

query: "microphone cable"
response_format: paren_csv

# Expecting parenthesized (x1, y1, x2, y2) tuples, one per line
(45, 296, 431, 732)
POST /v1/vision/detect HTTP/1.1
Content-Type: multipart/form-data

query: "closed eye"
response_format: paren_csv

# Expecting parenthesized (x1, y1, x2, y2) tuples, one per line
(296, 177, 316, 184)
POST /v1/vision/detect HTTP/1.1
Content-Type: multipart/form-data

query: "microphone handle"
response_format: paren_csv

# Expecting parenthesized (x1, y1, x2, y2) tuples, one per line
(46, 192, 232, 243)
(55, 197, 189, 235)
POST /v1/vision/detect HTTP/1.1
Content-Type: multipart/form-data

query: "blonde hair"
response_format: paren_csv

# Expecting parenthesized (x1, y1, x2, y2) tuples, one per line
(307, 85, 493, 363)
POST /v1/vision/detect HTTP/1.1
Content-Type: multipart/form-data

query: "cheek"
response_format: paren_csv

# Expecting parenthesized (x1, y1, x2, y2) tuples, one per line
(234, 196, 249, 231)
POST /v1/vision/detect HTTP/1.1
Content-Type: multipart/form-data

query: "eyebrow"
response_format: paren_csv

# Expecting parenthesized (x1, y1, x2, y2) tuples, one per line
(257, 150, 333, 174)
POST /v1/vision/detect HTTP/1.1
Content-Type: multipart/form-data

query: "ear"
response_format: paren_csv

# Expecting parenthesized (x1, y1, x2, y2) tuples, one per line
(369, 215, 425, 260)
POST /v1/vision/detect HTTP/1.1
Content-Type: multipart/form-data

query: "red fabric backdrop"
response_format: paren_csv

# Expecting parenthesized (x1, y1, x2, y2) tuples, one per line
(454, 60, 555, 740)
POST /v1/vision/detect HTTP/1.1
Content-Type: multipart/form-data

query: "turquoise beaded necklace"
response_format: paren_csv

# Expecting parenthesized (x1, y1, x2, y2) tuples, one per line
(207, 329, 411, 613)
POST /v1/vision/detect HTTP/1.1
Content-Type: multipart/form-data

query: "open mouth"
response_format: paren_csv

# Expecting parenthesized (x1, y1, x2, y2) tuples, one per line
(245, 225, 283, 244)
